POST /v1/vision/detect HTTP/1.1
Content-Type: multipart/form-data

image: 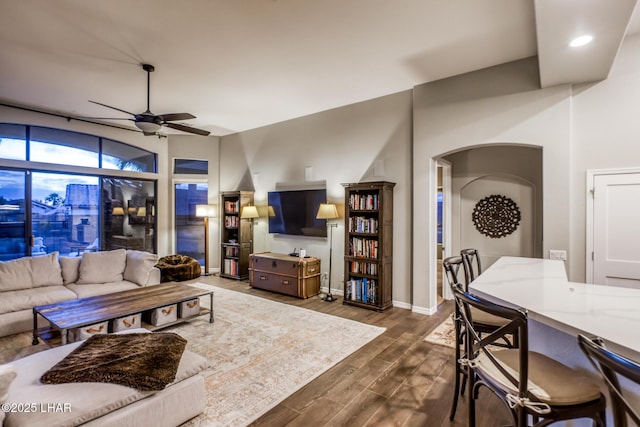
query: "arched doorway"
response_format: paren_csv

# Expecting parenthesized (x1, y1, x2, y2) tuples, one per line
(436, 144, 543, 302)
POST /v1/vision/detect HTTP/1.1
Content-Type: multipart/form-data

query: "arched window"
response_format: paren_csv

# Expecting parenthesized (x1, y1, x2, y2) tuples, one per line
(0, 124, 157, 259)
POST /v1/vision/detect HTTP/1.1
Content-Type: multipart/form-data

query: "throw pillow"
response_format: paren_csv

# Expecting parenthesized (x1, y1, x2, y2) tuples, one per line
(77, 249, 127, 284)
(123, 250, 158, 286)
(59, 256, 81, 284)
(0, 257, 32, 292)
(30, 252, 63, 287)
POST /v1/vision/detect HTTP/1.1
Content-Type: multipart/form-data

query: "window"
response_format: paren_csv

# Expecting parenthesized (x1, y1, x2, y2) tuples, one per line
(0, 123, 159, 259)
(102, 138, 156, 172)
(174, 159, 208, 175)
(32, 172, 99, 256)
(0, 169, 26, 260)
(103, 178, 156, 253)
(30, 127, 100, 167)
(0, 123, 157, 173)
(0, 124, 27, 161)
(175, 183, 208, 265)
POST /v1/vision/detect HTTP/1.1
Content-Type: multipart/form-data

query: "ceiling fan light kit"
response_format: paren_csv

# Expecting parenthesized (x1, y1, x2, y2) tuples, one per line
(135, 120, 162, 134)
(86, 63, 210, 137)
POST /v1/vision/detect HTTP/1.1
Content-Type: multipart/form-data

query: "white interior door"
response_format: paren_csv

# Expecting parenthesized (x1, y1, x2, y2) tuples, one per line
(592, 172, 640, 287)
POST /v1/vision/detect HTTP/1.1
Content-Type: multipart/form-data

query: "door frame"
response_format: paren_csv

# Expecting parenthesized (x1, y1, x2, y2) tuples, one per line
(437, 159, 453, 300)
(586, 167, 640, 283)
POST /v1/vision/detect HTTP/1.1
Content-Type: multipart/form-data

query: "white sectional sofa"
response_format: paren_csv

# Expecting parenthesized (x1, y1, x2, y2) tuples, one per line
(0, 250, 161, 338)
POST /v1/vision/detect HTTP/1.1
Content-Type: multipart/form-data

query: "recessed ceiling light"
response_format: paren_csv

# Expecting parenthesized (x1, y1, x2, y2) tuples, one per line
(570, 35, 593, 47)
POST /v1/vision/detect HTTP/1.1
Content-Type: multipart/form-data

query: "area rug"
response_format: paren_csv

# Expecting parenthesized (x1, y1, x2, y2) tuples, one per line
(423, 315, 511, 352)
(168, 283, 386, 427)
(423, 315, 456, 348)
(0, 284, 385, 427)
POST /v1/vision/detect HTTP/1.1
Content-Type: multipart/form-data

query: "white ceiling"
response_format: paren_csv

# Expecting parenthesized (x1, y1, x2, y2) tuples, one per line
(0, 0, 638, 137)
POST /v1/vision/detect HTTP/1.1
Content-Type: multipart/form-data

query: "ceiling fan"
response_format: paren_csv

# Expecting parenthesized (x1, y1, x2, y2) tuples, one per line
(87, 63, 210, 136)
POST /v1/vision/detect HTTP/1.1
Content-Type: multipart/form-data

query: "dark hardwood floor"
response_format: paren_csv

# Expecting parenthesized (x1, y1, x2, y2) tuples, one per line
(193, 274, 513, 427)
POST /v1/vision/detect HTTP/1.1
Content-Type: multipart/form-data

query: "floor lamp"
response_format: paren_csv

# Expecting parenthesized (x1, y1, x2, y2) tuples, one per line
(195, 204, 217, 276)
(240, 205, 259, 254)
(316, 203, 339, 302)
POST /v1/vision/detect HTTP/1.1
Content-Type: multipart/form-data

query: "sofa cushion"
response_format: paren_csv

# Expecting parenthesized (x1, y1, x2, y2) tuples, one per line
(77, 249, 126, 284)
(0, 287, 78, 315)
(124, 250, 158, 286)
(59, 256, 81, 285)
(0, 364, 17, 402)
(65, 281, 140, 299)
(0, 364, 17, 425)
(0, 257, 32, 292)
(30, 252, 63, 288)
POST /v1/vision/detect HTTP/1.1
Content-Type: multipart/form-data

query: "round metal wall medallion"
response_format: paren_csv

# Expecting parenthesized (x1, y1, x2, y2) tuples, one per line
(472, 194, 521, 238)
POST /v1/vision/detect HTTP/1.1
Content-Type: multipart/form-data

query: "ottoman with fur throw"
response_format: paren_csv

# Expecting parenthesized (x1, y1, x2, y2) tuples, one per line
(155, 254, 202, 282)
(2, 329, 207, 427)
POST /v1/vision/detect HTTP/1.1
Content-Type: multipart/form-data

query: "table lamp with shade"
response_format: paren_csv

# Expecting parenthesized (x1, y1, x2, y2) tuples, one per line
(316, 203, 339, 302)
(195, 204, 217, 276)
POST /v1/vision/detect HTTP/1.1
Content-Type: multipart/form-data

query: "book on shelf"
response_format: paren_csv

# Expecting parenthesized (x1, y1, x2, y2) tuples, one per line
(349, 261, 378, 275)
(224, 200, 239, 213)
(348, 193, 379, 210)
(224, 258, 239, 276)
(225, 246, 239, 257)
(345, 278, 378, 304)
(348, 237, 379, 258)
(348, 216, 379, 233)
(224, 216, 239, 228)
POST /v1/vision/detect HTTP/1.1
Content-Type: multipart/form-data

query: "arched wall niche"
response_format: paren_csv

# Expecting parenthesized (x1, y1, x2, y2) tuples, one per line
(436, 144, 543, 299)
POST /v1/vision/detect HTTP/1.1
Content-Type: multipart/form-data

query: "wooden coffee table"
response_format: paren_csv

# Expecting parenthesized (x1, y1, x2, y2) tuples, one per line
(32, 283, 214, 345)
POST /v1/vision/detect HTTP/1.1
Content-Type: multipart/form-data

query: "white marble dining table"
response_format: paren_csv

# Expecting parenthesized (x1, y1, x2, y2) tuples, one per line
(468, 256, 640, 425)
(469, 256, 640, 359)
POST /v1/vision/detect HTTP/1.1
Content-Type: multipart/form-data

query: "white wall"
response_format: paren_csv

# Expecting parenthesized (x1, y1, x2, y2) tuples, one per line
(570, 33, 640, 282)
(219, 91, 413, 306)
(413, 57, 572, 313)
(7, 32, 640, 310)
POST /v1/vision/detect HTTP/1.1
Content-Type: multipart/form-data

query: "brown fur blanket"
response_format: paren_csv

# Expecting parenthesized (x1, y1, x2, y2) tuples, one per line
(40, 333, 187, 391)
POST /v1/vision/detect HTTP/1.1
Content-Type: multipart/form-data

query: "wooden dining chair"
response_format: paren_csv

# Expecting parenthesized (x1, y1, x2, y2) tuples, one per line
(452, 284, 606, 427)
(461, 248, 481, 283)
(442, 256, 467, 419)
(578, 334, 640, 427)
(443, 255, 516, 420)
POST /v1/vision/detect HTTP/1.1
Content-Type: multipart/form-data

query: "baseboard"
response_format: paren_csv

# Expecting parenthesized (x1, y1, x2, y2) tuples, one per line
(320, 286, 343, 296)
(392, 300, 412, 310)
(412, 305, 437, 315)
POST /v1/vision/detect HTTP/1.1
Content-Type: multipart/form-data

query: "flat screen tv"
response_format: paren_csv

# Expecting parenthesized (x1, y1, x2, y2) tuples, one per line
(268, 189, 327, 237)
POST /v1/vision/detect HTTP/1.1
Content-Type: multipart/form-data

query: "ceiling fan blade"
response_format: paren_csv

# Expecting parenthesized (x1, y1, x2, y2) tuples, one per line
(165, 122, 211, 136)
(89, 100, 136, 116)
(158, 113, 196, 122)
(143, 131, 157, 136)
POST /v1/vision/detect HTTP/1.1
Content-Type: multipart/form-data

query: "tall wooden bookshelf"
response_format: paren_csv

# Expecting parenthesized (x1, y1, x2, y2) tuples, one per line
(343, 181, 395, 311)
(220, 191, 254, 280)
